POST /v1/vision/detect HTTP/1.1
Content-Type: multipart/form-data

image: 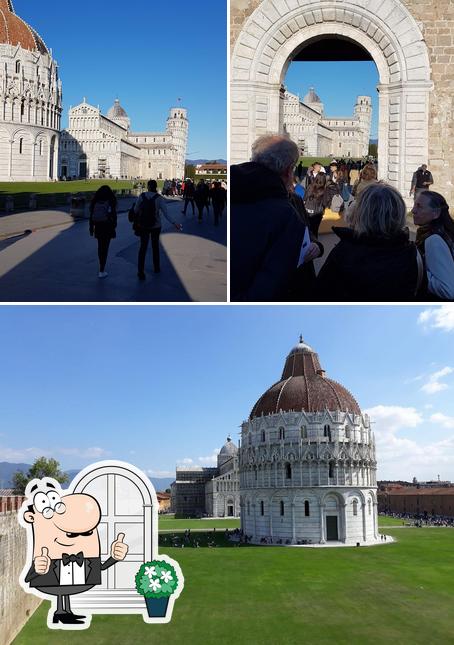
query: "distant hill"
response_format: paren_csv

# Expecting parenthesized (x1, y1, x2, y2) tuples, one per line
(186, 159, 227, 165)
(0, 463, 174, 493)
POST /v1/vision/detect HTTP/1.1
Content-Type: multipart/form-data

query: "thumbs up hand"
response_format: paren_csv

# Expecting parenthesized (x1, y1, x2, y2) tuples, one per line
(111, 532, 128, 561)
(34, 546, 51, 575)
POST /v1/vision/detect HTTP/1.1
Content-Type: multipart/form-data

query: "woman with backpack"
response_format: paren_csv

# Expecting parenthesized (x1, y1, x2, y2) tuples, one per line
(302, 172, 338, 236)
(413, 191, 454, 300)
(89, 185, 117, 279)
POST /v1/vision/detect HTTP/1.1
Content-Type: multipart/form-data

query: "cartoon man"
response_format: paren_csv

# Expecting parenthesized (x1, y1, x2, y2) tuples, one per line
(20, 478, 128, 627)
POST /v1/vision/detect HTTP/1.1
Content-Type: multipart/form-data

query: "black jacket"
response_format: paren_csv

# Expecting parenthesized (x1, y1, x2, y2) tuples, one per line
(230, 162, 306, 301)
(25, 556, 117, 589)
(314, 227, 419, 301)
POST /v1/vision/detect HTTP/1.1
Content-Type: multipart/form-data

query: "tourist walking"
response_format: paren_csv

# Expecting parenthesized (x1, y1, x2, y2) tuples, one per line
(195, 179, 210, 221)
(210, 181, 227, 226)
(133, 179, 181, 280)
(303, 161, 325, 190)
(182, 179, 196, 215)
(413, 190, 454, 300)
(303, 173, 338, 236)
(231, 134, 313, 301)
(314, 183, 423, 301)
(410, 164, 433, 199)
(89, 185, 117, 279)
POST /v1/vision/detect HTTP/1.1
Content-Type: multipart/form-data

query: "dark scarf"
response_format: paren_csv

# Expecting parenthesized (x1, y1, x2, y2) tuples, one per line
(416, 222, 454, 258)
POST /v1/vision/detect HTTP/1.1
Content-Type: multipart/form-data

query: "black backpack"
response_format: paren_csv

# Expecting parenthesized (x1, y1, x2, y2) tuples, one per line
(137, 193, 159, 230)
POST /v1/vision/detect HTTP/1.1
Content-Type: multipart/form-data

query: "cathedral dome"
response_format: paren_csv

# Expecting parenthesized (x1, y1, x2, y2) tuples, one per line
(0, 0, 48, 54)
(303, 87, 321, 104)
(107, 99, 128, 120)
(250, 337, 361, 418)
(219, 436, 238, 457)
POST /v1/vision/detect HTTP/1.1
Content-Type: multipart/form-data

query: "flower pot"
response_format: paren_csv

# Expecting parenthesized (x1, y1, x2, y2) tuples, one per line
(145, 596, 169, 618)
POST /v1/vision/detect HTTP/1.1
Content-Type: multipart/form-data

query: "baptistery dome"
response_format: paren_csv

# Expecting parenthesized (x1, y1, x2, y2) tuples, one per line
(0, 0, 48, 53)
(239, 336, 378, 547)
(251, 337, 361, 418)
(0, 0, 62, 181)
(107, 99, 130, 131)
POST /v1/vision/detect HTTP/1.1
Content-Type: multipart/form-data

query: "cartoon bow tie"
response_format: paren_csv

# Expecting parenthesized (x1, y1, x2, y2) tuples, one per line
(62, 552, 84, 566)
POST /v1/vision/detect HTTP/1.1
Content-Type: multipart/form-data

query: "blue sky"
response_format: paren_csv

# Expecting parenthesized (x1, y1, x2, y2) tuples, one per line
(18, 0, 226, 159)
(1, 306, 454, 482)
(286, 61, 379, 139)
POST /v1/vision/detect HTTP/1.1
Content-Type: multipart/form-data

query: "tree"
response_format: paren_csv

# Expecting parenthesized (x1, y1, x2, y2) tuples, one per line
(12, 457, 69, 495)
(184, 163, 196, 180)
(368, 142, 378, 158)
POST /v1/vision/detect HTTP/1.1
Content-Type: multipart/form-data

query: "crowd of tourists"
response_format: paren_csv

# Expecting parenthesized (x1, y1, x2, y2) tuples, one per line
(231, 134, 454, 302)
(88, 179, 226, 280)
(382, 512, 454, 527)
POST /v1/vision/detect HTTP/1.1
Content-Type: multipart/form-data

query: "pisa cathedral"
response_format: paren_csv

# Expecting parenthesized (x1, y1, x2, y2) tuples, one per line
(0, 1, 188, 182)
(283, 87, 372, 158)
(59, 99, 188, 181)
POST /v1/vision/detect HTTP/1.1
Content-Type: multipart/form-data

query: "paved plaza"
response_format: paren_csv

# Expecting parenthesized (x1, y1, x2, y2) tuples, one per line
(0, 197, 226, 302)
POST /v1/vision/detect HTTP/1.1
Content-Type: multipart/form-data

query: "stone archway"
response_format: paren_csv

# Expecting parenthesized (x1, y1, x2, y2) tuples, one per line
(231, 0, 432, 197)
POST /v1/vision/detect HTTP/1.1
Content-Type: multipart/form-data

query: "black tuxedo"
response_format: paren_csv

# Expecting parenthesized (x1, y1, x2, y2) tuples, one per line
(25, 555, 116, 588)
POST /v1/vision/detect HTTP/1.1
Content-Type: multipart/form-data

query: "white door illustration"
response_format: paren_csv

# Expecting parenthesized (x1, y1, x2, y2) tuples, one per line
(70, 462, 156, 613)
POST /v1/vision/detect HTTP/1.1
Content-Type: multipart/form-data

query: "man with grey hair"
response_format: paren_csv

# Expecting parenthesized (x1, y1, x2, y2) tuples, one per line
(231, 134, 321, 301)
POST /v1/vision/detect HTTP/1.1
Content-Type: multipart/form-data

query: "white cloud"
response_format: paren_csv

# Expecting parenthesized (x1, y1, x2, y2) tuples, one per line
(366, 404, 454, 480)
(177, 448, 220, 468)
(418, 307, 454, 332)
(420, 366, 453, 395)
(430, 413, 454, 429)
(146, 469, 174, 478)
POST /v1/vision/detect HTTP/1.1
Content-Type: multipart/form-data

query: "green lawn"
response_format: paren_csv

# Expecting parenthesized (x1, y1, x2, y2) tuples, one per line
(0, 180, 135, 195)
(298, 156, 364, 168)
(13, 527, 454, 645)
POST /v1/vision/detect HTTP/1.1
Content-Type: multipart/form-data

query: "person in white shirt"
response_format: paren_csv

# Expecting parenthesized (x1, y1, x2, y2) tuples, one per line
(413, 190, 454, 300)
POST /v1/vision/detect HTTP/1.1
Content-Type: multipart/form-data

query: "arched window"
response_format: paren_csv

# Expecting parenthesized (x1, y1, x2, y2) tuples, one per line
(329, 462, 334, 479)
(19, 138, 23, 154)
(247, 501, 250, 516)
(254, 467, 257, 480)
(285, 463, 292, 479)
(261, 430, 265, 442)
(301, 426, 307, 439)
(304, 501, 310, 517)
(324, 425, 331, 441)
(353, 500, 358, 516)
(260, 501, 264, 516)
(39, 140, 43, 156)
(280, 501, 284, 516)
(15, 60, 21, 73)
(345, 428, 350, 439)
(279, 427, 285, 440)
(248, 434, 251, 445)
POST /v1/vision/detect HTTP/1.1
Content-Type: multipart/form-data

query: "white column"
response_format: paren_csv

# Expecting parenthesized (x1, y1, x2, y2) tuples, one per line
(319, 503, 325, 544)
(291, 502, 296, 544)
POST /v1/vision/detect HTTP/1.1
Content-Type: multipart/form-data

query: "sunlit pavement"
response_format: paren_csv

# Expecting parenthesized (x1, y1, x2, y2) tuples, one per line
(0, 198, 227, 302)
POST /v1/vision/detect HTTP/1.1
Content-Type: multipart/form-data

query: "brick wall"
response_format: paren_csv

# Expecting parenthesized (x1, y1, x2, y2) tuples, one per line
(0, 505, 41, 645)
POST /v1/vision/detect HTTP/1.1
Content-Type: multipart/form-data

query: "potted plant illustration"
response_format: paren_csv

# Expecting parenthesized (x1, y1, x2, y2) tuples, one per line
(135, 556, 182, 620)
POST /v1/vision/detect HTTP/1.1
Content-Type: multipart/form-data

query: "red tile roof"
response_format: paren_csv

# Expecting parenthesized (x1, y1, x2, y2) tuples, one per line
(0, 0, 48, 53)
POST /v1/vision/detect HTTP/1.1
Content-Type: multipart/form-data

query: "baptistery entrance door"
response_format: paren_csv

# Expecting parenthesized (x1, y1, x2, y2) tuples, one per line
(326, 516, 339, 541)
(70, 462, 156, 613)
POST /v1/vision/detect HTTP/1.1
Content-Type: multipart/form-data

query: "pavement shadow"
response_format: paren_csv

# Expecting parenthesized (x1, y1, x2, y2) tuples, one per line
(0, 199, 226, 302)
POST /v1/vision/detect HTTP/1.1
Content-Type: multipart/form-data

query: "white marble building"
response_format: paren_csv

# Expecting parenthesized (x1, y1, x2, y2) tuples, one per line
(0, 0, 62, 181)
(59, 99, 188, 180)
(240, 338, 378, 545)
(171, 437, 240, 518)
(283, 88, 372, 158)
